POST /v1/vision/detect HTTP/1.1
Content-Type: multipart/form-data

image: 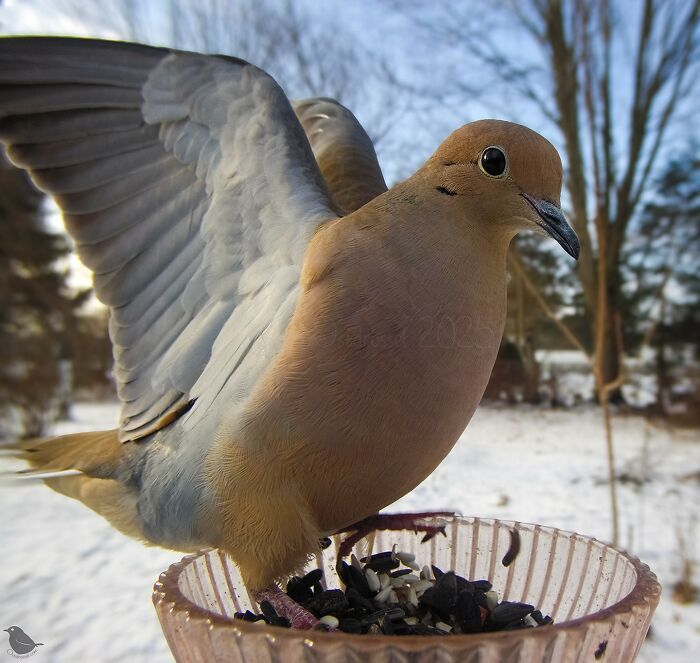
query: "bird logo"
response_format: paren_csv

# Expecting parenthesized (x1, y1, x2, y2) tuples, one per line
(3, 627, 43, 658)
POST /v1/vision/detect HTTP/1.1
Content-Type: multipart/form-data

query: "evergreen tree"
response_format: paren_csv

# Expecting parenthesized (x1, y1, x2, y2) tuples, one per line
(0, 152, 87, 437)
(624, 148, 700, 412)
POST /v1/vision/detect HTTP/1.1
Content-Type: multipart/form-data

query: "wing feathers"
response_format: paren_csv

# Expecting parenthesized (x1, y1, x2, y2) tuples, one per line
(33, 146, 171, 194)
(68, 171, 198, 267)
(93, 193, 207, 307)
(7, 124, 160, 169)
(54, 154, 186, 214)
(0, 84, 142, 114)
(0, 108, 144, 142)
(0, 36, 337, 441)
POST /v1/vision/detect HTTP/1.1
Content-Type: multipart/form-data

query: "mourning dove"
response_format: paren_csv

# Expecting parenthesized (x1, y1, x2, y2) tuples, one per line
(1, 37, 579, 623)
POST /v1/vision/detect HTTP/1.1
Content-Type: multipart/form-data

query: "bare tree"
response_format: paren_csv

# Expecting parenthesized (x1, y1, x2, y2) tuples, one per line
(58, 0, 399, 147)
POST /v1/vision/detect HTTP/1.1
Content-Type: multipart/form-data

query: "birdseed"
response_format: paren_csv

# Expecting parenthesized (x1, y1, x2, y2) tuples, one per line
(235, 548, 554, 635)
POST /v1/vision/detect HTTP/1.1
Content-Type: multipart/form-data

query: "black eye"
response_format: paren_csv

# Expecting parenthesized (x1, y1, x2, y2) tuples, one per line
(480, 147, 507, 177)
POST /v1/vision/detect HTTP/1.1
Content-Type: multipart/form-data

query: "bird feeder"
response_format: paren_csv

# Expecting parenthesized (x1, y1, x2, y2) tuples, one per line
(153, 515, 659, 662)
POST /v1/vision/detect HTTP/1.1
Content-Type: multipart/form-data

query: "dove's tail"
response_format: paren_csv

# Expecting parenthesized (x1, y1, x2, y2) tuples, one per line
(6, 430, 145, 541)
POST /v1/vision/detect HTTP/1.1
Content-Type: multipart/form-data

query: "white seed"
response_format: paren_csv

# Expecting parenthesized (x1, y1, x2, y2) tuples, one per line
(485, 590, 500, 611)
(435, 621, 453, 632)
(319, 615, 339, 628)
(388, 589, 399, 604)
(390, 576, 406, 588)
(405, 560, 421, 571)
(405, 617, 419, 626)
(365, 567, 381, 592)
(412, 580, 434, 593)
(351, 554, 362, 571)
(379, 573, 391, 589)
(408, 586, 419, 606)
(402, 573, 421, 584)
(396, 551, 416, 564)
(375, 585, 393, 603)
(524, 614, 538, 628)
(420, 565, 432, 580)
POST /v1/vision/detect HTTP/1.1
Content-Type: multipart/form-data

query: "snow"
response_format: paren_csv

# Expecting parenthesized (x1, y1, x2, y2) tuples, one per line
(1, 401, 698, 662)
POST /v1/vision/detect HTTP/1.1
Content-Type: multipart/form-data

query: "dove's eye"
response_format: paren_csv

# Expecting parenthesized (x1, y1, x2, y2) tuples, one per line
(479, 146, 507, 178)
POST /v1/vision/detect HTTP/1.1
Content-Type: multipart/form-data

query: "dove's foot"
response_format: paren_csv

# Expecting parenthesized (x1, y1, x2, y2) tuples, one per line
(253, 585, 321, 630)
(336, 511, 454, 558)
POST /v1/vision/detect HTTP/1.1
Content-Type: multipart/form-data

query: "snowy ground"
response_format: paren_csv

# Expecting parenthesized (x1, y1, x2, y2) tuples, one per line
(1, 401, 698, 662)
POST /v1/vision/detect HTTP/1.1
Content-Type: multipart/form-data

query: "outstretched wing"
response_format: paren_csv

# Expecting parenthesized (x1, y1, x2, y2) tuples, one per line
(0, 37, 336, 441)
(292, 98, 387, 214)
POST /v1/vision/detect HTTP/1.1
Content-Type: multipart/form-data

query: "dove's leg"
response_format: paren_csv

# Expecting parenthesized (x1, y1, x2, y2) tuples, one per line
(336, 511, 455, 558)
(253, 585, 320, 630)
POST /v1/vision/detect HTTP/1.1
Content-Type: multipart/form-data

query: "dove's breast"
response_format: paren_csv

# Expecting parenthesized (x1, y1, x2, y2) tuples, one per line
(230, 199, 509, 534)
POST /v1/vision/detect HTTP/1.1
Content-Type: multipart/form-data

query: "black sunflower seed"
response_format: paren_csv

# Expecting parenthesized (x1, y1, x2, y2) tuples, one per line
(259, 601, 291, 627)
(473, 579, 492, 592)
(362, 608, 393, 626)
(406, 623, 446, 636)
(431, 564, 445, 579)
(345, 587, 375, 615)
(530, 609, 546, 624)
(489, 601, 535, 625)
(339, 617, 363, 633)
(420, 571, 458, 617)
(304, 588, 348, 617)
(386, 607, 407, 621)
(337, 561, 373, 597)
(455, 575, 475, 594)
(455, 590, 482, 633)
(361, 551, 400, 573)
(286, 569, 323, 603)
(390, 568, 413, 578)
(388, 620, 412, 635)
(503, 619, 528, 630)
(234, 610, 265, 622)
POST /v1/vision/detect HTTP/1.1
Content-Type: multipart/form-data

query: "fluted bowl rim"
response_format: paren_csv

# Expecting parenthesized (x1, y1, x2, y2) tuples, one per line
(152, 515, 661, 650)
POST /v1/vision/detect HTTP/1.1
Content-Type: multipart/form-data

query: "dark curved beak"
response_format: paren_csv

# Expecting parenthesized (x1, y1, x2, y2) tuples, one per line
(521, 193, 580, 260)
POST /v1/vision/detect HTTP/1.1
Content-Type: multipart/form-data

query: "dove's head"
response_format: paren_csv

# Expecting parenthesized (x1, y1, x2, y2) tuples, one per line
(426, 119, 579, 259)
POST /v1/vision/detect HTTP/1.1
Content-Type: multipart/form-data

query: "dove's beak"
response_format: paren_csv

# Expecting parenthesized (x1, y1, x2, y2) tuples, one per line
(521, 193, 580, 260)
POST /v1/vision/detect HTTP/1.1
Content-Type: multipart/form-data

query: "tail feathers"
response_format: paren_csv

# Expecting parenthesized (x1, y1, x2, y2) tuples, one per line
(8, 429, 146, 542)
(14, 429, 123, 476)
(14, 468, 83, 480)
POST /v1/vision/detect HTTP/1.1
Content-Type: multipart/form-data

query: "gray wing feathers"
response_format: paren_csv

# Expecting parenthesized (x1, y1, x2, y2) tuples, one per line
(0, 37, 335, 441)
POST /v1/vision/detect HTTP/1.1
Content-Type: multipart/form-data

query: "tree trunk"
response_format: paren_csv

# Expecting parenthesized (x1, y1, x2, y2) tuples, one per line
(521, 336, 541, 404)
(599, 266, 625, 403)
(654, 296, 669, 415)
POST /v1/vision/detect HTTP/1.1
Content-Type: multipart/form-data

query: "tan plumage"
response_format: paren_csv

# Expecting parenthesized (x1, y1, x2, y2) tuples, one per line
(13, 430, 146, 541)
(292, 98, 388, 214)
(1, 37, 579, 594)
